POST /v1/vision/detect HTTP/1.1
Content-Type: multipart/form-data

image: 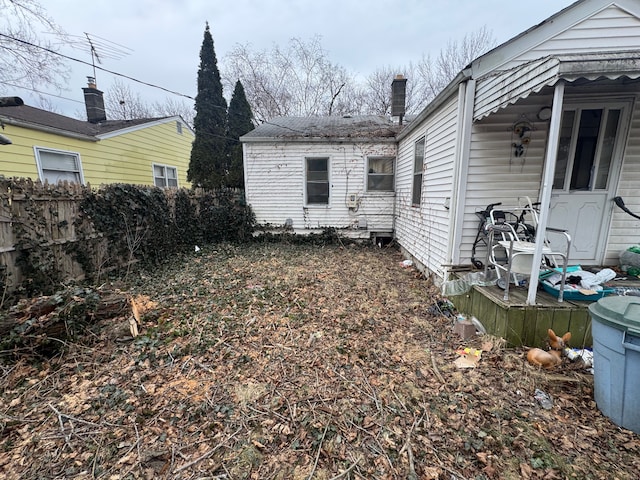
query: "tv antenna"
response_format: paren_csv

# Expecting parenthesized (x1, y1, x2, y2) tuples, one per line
(65, 32, 133, 86)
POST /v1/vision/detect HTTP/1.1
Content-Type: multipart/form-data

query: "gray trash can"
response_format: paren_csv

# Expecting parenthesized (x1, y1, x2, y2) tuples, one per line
(588, 297, 640, 434)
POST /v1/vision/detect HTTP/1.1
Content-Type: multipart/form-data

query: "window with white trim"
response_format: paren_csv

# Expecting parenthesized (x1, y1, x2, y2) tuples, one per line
(412, 137, 425, 206)
(153, 164, 178, 188)
(306, 157, 329, 205)
(34, 147, 84, 184)
(367, 156, 395, 192)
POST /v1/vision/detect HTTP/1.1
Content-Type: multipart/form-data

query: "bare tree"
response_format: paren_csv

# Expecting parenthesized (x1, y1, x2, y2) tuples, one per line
(223, 36, 357, 123)
(416, 26, 496, 103)
(361, 63, 431, 116)
(221, 28, 495, 122)
(104, 79, 153, 120)
(362, 27, 496, 116)
(34, 96, 61, 114)
(151, 97, 195, 127)
(102, 79, 195, 125)
(362, 67, 396, 115)
(0, 0, 70, 94)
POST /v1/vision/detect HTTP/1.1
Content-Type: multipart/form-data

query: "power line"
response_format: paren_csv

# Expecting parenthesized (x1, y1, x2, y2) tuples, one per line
(0, 32, 196, 101)
(1, 33, 264, 139)
(0, 81, 84, 104)
(3, 31, 235, 115)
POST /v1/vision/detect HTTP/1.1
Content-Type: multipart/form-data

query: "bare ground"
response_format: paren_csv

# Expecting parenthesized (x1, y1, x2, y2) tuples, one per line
(1, 242, 639, 479)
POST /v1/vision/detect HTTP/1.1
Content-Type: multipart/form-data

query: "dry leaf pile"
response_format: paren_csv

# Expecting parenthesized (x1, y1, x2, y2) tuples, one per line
(1, 242, 639, 479)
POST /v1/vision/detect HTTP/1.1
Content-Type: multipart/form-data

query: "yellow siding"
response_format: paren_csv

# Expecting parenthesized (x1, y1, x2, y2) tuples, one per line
(0, 119, 193, 188)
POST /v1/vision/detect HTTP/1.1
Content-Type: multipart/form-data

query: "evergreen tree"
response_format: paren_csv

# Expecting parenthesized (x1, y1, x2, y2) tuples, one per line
(188, 22, 228, 189)
(226, 80, 254, 188)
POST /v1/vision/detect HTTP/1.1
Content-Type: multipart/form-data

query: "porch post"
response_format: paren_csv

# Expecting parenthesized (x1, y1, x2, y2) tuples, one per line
(526, 81, 565, 305)
(449, 78, 476, 265)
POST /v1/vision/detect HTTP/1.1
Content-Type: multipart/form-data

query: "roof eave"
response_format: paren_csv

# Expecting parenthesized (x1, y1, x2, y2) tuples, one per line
(396, 69, 471, 142)
(0, 117, 97, 141)
(241, 135, 398, 144)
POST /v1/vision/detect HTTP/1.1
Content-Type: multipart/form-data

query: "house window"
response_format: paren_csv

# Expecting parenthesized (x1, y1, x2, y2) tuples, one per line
(553, 106, 623, 191)
(412, 137, 425, 205)
(34, 147, 84, 184)
(176, 121, 183, 135)
(367, 157, 395, 192)
(153, 164, 178, 188)
(306, 157, 329, 204)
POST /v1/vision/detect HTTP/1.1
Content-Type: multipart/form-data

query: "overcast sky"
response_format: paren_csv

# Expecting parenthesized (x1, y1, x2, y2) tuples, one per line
(19, 0, 577, 117)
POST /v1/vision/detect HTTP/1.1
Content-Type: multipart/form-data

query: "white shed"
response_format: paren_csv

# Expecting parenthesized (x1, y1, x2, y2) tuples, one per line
(241, 116, 399, 240)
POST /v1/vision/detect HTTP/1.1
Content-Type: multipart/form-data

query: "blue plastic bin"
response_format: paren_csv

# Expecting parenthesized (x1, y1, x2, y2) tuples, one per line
(588, 297, 640, 433)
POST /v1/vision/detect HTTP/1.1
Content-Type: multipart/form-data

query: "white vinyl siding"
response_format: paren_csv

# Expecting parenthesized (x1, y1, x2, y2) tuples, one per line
(456, 96, 552, 266)
(244, 141, 396, 234)
(506, 5, 640, 69)
(607, 94, 640, 266)
(395, 94, 459, 277)
(396, 2, 640, 274)
(458, 85, 640, 269)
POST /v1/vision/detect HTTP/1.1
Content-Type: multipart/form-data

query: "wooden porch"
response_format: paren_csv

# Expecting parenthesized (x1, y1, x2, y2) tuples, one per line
(447, 278, 640, 349)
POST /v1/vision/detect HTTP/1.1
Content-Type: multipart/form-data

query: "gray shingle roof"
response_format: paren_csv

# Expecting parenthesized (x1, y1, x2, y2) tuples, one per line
(0, 105, 170, 139)
(241, 115, 401, 141)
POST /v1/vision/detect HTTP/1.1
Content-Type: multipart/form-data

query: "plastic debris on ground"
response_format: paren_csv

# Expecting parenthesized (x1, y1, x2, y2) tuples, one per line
(442, 270, 498, 297)
(613, 286, 640, 297)
(566, 348, 594, 369)
(534, 389, 554, 409)
(470, 315, 487, 335)
(427, 299, 456, 318)
(454, 347, 482, 369)
(620, 246, 640, 276)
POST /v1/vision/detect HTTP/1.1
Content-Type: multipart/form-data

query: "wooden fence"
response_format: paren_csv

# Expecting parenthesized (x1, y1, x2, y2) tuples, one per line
(0, 178, 246, 300)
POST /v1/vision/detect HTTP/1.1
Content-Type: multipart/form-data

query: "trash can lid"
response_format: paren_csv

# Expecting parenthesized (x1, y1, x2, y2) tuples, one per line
(588, 296, 640, 333)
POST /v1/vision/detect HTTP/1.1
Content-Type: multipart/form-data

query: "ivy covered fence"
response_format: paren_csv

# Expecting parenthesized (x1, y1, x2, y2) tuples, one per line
(0, 177, 254, 304)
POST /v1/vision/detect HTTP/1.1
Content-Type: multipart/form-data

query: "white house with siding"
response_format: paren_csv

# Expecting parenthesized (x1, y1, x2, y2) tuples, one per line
(242, 0, 640, 304)
(241, 116, 399, 240)
(396, 0, 640, 303)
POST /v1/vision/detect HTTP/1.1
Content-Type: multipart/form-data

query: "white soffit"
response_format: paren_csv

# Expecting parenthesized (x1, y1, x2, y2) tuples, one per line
(473, 51, 640, 121)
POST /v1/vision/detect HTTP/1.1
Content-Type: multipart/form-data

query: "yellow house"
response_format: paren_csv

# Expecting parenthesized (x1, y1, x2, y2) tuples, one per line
(0, 86, 194, 188)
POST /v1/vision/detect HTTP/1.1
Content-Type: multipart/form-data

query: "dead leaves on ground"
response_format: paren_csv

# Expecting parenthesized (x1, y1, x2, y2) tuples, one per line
(1, 243, 639, 479)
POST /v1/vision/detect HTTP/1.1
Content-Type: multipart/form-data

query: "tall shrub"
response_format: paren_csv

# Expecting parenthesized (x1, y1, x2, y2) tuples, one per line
(188, 22, 228, 189)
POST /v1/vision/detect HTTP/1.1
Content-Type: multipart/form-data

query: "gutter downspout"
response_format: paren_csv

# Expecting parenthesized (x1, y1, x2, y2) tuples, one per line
(444, 81, 467, 279)
(392, 143, 398, 236)
(526, 81, 565, 305)
(449, 78, 476, 267)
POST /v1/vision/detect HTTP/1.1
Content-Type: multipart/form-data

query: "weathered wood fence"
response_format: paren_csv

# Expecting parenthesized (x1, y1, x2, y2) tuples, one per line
(0, 178, 249, 301)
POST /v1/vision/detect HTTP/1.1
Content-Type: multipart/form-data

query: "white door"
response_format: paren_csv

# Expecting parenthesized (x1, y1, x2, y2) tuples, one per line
(548, 101, 629, 264)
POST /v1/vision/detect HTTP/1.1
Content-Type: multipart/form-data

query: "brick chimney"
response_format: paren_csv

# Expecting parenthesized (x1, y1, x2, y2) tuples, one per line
(82, 76, 106, 123)
(391, 74, 407, 125)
